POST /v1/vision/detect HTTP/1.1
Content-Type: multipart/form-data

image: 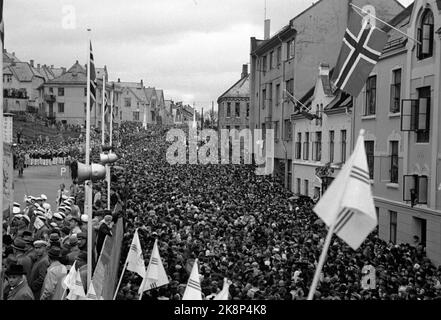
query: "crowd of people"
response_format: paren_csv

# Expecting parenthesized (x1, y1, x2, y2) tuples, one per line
(2, 121, 441, 300)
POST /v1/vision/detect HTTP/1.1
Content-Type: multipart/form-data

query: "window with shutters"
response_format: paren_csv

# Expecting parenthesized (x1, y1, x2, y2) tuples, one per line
(58, 103, 64, 113)
(329, 131, 335, 163)
(303, 132, 310, 160)
(417, 10, 434, 60)
(390, 141, 399, 183)
(313, 132, 322, 161)
(390, 69, 401, 113)
(295, 132, 302, 159)
(402, 87, 432, 143)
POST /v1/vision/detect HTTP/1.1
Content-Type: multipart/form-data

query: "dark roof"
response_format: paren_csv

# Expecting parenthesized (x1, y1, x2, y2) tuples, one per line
(218, 74, 250, 102)
(320, 75, 332, 96)
(382, 2, 414, 33)
(325, 90, 352, 111)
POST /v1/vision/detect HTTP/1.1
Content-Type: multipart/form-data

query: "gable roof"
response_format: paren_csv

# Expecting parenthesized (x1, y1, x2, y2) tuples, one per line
(3, 51, 21, 64)
(144, 87, 157, 102)
(218, 74, 250, 102)
(7, 62, 45, 82)
(325, 90, 352, 111)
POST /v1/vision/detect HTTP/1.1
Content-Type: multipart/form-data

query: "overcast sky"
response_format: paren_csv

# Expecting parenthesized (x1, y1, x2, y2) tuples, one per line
(5, 0, 412, 111)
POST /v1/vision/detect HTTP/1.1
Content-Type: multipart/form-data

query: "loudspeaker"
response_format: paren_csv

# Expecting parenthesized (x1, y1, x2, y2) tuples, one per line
(77, 162, 106, 183)
(100, 152, 119, 165)
(102, 144, 113, 152)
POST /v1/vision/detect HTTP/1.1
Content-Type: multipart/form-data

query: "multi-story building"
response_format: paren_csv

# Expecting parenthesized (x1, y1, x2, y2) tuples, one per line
(292, 64, 352, 198)
(352, 0, 441, 265)
(118, 80, 149, 124)
(217, 64, 250, 131)
(249, 0, 403, 189)
(40, 61, 121, 126)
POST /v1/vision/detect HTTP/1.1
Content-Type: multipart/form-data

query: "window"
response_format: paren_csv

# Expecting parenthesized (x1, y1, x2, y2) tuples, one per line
(275, 84, 281, 106)
(417, 10, 434, 60)
(288, 160, 292, 191)
(133, 111, 140, 121)
(58, 88, 64, 96)
(262, 56, 267, 74)
(84, 88, 87, 96)
(303, 132, 310, 160)
(390, 211, 397, 244)
(268, 83, 273, 110)
(413, 217, 427, 248)
(417, 87, 431, 143)
(403, 175, 428, 206)
(341, 130, 347, 163)
(269, 51, 273, 70)
(284, 119, 292, 140)
(365, 76, 377, 115)
(57, 103, 64, 113)
(314, 187, 321, 200)
(125, 98, 131, 107)
(235, 102, 240, 117)
(365, 141, 374, 180)
(49, 87, 54, 94)
(287, 39, 295, 59)
(304, 180, 309, 197)
(274, 121, 279, 140)
(329, 131, 335, 163)
(313, 132, 322, 161)
(286, 79, 294, 96)
(226, 102, 231, 117)
(296, 178, 301, 194)
(295, 133, 302, 159)
(262, 89, 266, 109)
(390, 69, 402, 113)
(390, 141, 399, 183)
(277, 47, 282, 65)
(246, 103, 250, 118)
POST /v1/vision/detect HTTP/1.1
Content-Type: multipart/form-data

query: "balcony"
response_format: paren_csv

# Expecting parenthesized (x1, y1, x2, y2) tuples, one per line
(44, 94, 56, 102)
(4, 88, 28, 99)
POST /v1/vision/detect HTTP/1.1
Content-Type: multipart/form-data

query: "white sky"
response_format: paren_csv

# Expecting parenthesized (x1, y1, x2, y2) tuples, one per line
(5, 0, 413, 111)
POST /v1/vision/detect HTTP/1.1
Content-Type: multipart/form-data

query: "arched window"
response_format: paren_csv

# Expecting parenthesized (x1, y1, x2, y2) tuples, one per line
(417, 9, 434, 60)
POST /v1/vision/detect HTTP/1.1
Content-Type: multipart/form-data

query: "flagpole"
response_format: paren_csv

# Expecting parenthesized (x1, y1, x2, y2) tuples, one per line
(101, 71, 105, 146)
(307, 219, 337, 300)
(113, 260, 128, 300)
(86, 29, 93, 290)
(108, 87, 113, 210)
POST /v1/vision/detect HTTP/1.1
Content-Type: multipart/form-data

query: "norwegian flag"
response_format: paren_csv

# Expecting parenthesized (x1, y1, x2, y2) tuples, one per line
(89, 41, 97, 110)
(331, 6, 388, 97)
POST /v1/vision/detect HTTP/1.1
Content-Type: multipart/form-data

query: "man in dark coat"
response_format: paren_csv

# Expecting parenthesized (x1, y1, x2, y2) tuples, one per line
(96, 215, 113, 258)
(28, 240, 50, 300)
(4, 264, 34, 300)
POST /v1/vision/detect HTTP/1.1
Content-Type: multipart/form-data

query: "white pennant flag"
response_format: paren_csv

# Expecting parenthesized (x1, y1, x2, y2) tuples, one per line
(214, 278, 231, 300)
(182, 258, 202, 300)
(138, 239, 169, 294)
(67, 268, 87, 300)
(126, 229, 146, 278)
(86, 282, 103, 300)
(63, 261, 77, 290)
(313, 129, 377, 250)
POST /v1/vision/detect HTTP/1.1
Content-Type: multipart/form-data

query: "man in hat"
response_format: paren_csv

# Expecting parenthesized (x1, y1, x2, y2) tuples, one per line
(4, 263, 34, 300)
(34, 214, 50, 241)
(96, 215, 113, 259)
(40, 247, 67, 300)
(77, 232, 87, 252)
(13, 202, 21, 215)
(66, 235, 81, 265)
(11, 238, 33, 279)
(22, 231, 37, 264)
(28, 240, 50, 300)
(68, 215, 82, 235)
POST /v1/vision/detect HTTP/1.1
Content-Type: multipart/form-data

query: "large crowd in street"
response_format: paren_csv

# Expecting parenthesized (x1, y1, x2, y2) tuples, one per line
(2, 122, 441, 300)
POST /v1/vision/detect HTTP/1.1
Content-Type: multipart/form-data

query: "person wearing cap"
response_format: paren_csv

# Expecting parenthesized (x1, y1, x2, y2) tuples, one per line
(77, 232, 87, 252)
(28, 240, 50, 300)
(22, 231, 37, 264)
(34, 215, 50, 241)
(40, 247, 67, 300)
(80, 214, 89, 233)
(66, 235, 81, 265)
(56, 183, 68, 207)
(11, 238, 33, 279)
(52, 212, 65, 228)
(69, 215, 82, 235)
(13, 202, 21, 215)
(4, 263, 34, 300)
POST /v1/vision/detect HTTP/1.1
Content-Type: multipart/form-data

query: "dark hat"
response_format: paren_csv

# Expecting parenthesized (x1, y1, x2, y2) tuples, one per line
(12, 238, 27, 251)
(48, 247, 62, 260)
(49, 233, 60, 242)
(69, 235, 78, 247)
(6, 263, 26, 276)
(61, 226, 71, 235)
(22, 231, 34, 244)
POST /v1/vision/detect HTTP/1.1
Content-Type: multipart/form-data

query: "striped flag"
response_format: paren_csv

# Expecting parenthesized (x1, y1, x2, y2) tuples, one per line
(182, 259, 202, 300)
(89, 41, 97, 111)
(138, 239, 169, 294)
(331, 5, 388, 97)
(313, 129, 377, 250)
(0, 0, 4, 46)
(126, 229, 146, 278)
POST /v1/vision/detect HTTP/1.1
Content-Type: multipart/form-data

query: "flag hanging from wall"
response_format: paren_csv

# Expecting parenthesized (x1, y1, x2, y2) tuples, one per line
(330, 5, 388, 97)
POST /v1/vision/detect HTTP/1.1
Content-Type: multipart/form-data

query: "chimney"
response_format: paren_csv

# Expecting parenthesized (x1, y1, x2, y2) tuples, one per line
(118, 78, 120, 83)
(319, 63, 330, 76)
(241, 64, 248, 79)
(30, 60, 34, 67)
(141, 79, 143, 87)
(264, 19, 271, 40)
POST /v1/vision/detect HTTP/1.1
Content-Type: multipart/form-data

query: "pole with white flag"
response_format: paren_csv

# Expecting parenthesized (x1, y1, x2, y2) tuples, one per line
(101, 68, 106, 146)
(307, 129, 377, 300)
(0, 1, 5, 299)
(182, 258, 202, 300)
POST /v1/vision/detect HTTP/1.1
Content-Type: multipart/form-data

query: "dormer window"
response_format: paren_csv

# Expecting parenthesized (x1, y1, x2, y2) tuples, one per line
(417, 9, 434, 60)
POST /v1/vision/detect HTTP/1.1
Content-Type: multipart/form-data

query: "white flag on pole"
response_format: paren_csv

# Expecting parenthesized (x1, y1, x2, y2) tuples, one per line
(67, 267, 87, 300)
(214, 278, 231, 300)
(126, 229, 146, 278)
(182, 258, 202, 300)
(313, 129, 377, 250)
(138, 239, 169, 294)
(62, 261, 77, 290)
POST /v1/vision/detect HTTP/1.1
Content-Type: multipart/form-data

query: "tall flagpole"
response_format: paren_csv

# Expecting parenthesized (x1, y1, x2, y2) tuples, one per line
(0, 0, 5, 300)
(107, 86, 113, 210)
(86, 29, 93, 289)
(101, 69, 106, 146)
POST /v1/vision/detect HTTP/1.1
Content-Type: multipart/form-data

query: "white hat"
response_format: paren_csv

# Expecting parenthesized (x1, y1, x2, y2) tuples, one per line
(40, 194, 48, 201)
(61, 194, 68, 200)
(22, 215, 31, 224)
(53, 212, 63, 220)
(13, 203, 21, 214)
(50, 222, 58, 228)
(81, 214, 89, 223)
(43, 203, 51, 210)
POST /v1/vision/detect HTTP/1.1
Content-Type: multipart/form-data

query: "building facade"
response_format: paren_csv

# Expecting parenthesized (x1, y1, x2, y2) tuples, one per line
(352, 0, 441, 265)
(218, 64, 250, 131)
(249, 0, 404, 189)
